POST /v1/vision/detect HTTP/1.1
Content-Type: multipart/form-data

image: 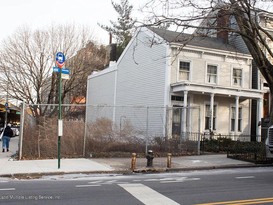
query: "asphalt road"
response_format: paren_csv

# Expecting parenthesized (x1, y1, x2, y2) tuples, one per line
(0, 167, 273, 205)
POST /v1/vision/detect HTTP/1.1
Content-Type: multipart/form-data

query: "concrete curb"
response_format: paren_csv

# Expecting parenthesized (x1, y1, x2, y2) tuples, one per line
(2, 163, 272, 179)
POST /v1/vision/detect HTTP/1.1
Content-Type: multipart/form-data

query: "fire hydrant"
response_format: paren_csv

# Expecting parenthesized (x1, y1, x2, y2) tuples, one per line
(146, 150, 154, 167)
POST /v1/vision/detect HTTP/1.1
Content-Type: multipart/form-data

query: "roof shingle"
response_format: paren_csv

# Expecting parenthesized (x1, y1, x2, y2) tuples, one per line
(148, 27, 248, 54)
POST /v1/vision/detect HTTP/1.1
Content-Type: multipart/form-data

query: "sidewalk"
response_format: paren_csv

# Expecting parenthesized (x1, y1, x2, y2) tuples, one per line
(0, 137, 263, 178)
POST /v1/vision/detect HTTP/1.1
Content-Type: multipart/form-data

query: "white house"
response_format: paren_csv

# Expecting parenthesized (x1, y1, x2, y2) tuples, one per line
(86, 27, 264, 141)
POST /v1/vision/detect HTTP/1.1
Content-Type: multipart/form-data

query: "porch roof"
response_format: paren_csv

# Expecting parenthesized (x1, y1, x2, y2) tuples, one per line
(171, 82, 264, 100)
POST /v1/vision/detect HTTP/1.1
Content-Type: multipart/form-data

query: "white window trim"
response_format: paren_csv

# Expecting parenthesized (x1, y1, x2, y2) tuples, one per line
(177, 59, 192, 82)
(229, 104, 243, 133)
(205, 63, 219, 85)
(231, 67, 243, 87)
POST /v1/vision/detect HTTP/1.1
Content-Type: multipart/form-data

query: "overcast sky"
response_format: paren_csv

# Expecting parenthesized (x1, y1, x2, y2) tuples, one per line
(0, 1, 272, 46)
(0, 0, 147, 45)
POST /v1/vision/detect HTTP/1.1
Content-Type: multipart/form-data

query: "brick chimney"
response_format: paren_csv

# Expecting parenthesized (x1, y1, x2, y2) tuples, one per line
(108, 33, 117, 62)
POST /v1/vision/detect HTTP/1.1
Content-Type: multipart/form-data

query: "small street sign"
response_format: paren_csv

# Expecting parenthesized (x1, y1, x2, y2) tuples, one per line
(53, 67, 70, 74)
(56, 52, 65, 68)
(5, 102, 8, 108)
(61, 68, 70, 74)
(61, 73, 70, 80)
(53, 67, 59, 72)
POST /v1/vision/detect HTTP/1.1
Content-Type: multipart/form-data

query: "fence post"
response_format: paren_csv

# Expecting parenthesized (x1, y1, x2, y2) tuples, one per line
(19, 101, 25, 160)
(131, 153, 137, 171)
(145, 106, 149, 155)
(83, 104, 88, 157)
(197, 106, 201, 155)
(167, 153, 172, 168)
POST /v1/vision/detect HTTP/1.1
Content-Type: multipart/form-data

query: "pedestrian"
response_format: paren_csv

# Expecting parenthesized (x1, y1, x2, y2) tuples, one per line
(2, 123, 13, 152)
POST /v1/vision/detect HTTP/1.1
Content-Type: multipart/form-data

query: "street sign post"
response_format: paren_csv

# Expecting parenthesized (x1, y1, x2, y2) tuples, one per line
(55, 52, 66, 169)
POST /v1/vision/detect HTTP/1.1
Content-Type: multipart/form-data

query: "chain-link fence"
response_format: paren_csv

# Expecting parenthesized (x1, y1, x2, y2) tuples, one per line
(18, 103, 86, 159)
(18, 104, 205, 159)
(18, 103, 259, 159)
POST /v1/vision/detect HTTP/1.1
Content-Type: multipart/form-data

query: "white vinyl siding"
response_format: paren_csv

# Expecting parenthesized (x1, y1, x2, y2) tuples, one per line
(87, 70, 116, 106)
(86, 69, 117, 122)
(115, 30, 167, 136)
(116, 32, 166, 107)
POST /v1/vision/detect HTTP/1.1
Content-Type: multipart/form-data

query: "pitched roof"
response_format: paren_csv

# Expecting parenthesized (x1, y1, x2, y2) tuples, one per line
(148, 27, 249, 54)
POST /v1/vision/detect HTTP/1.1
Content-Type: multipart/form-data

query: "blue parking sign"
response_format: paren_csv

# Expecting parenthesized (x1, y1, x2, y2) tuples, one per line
(56, 52, 65, 64)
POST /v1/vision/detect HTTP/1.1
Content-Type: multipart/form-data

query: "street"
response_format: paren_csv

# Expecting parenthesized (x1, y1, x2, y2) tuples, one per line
(0, 167, 273, 204)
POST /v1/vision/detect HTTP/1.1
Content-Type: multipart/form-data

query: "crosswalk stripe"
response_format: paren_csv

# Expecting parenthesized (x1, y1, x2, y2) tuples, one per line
(0, 188, 15, 191)
(235, 176, 255, 179)
(119, 183, 180, 205)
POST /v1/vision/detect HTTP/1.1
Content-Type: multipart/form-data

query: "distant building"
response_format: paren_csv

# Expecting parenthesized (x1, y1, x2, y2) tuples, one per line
(0, 100, 20, 126)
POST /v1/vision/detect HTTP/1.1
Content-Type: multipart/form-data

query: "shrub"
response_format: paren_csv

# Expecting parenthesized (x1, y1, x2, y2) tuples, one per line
(201, 137, 233, 153)
(22, 116, 84, 159)
(227, 141, 270, 163)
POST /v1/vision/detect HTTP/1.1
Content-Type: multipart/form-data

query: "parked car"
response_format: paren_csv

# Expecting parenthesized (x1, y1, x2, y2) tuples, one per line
(11, 126, 19, 136)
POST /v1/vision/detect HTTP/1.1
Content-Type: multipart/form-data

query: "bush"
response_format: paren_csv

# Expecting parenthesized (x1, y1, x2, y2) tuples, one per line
(22, 116, 84, 159)
(201, 137, 233, 153)
(227, 141, 270, 163)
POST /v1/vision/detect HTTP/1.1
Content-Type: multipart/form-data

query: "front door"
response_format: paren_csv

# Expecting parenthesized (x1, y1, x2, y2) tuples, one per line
(172, 106, 182, 137)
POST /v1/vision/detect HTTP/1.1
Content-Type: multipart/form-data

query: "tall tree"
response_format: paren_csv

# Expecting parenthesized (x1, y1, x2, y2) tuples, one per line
(0, 24, 107, 116)
(99, 0, 136, 59)
(141, 0, 273, 122)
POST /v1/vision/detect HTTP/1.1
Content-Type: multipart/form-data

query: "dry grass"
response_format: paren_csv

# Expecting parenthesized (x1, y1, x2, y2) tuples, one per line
(21, 116, 198, 159)
(22, 116, 84, 159)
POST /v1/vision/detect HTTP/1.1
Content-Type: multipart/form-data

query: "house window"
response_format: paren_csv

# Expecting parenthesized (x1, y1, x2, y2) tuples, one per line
(207, 64, 217, 84)
(171, 95, 183, 102)
(233, 68, 242, 86)
(179, 61, 190, 81)
(231, 107, 242, 132)
(205, 104, 217, 130)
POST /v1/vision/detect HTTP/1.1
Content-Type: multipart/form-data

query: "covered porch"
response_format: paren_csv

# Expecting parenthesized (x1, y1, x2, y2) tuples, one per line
(169, 82, 264, 142)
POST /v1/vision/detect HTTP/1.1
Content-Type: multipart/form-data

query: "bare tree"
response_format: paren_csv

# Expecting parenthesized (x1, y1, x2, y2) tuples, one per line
(140, 0, 273, 121)
(0, 24, 107, 116)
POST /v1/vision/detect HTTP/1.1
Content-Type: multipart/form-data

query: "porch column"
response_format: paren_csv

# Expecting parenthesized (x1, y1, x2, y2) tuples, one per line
(182, 91, 188, 139)
(256, 98, 263, 142)
(234, 96, 239, 136)
(209, 93, 214, 131)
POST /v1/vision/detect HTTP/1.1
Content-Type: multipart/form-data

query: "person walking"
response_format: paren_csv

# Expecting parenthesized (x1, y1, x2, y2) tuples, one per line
(2, 123, 13, 152)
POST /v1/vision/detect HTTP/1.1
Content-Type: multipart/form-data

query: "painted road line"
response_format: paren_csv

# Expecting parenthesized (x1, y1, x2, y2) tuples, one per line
(235, 176, 255, 179)
(76, 184, 101, 188)
(0, 188, 15, 191)
(88, 180, 102, 184)
(195, 197, 273, 205)
(119, 183, 180, 205)
(144, 179, 158, 182)
(160, 177, 200, 184)
(160, 178, 175, 181)
(101, 180, 118, 184)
